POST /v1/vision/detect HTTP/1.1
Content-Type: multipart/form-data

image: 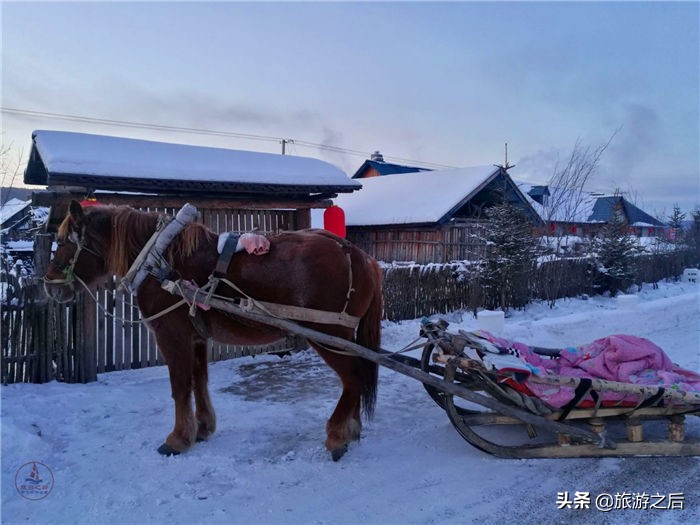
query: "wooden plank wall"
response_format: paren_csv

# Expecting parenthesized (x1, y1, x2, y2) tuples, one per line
(347, 222, 487, 264)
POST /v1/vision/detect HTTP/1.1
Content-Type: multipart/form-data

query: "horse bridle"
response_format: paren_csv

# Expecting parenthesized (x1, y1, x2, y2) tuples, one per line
(44, 226, 101, 291)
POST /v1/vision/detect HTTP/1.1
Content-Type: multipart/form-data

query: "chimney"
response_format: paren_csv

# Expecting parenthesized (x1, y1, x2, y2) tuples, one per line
(370, 150, 384, 162)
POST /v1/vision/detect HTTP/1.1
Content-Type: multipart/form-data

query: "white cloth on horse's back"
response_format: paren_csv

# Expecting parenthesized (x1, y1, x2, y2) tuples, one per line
(125, 203, 198, 294)
(218, 232, 270, 256)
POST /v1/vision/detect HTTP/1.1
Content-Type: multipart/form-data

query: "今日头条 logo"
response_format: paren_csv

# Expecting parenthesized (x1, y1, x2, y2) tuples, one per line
(15, 462, 54, 500)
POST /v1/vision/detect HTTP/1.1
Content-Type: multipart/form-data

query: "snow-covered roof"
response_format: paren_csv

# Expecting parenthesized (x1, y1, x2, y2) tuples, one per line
(335, 165, 501, 226)
(351, 159, 431, 179)
(25, 130, 360, 196)
(0, 198, 31, 225)
(514, 181, 666, 227)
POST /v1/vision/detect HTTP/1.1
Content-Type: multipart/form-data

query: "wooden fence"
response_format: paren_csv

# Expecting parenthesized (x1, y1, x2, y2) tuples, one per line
(1, 205, 305, 385)
(1, 242, 695, 384)
(380, 250, 696, 321)
(1, 277, 302, 385)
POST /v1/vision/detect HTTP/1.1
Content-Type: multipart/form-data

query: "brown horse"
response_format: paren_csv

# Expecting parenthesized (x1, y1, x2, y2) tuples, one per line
(44, 201, 383, 460)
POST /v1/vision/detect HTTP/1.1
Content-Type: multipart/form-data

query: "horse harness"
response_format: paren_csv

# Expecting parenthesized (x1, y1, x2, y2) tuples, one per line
(185, 232, 361, 337)
(44, 227, 101, 291)
(54, 204, 362, 334)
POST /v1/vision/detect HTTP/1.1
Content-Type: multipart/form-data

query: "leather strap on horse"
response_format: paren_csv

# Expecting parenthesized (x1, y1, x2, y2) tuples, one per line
(237, 296, 361, 330)
(215, 234, 241, 277)
(185, 235, 362, 331)
(173, 276, 362, 330)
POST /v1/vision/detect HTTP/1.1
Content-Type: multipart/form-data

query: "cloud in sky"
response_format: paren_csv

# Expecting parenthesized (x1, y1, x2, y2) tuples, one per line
(1, 1, 698, 213)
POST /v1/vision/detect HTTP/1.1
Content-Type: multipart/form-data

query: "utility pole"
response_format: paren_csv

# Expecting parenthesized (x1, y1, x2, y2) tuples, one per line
(281, 139, 294, 155)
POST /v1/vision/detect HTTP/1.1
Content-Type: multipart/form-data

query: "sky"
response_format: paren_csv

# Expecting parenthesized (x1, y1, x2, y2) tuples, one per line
(1, 0, 699, 218)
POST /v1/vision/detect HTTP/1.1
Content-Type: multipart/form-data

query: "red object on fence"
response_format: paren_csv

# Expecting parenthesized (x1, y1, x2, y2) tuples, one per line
(324, 205, 346, 238)
(79, 198, 100, 207)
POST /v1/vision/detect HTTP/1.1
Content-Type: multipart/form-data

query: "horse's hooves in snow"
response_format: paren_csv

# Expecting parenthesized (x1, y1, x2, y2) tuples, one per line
(157, 443, 181, 456)
(330, 444, 348, 462)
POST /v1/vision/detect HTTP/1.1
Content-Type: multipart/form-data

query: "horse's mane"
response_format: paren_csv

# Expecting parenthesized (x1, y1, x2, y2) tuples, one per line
(107, 207, 209, 276)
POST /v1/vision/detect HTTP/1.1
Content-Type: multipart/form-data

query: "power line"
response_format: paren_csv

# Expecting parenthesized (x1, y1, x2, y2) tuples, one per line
(1, 106, 457, 170)
(1, 107, 283, 144)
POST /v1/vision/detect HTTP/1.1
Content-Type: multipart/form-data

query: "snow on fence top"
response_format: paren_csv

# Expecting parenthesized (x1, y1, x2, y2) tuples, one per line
(25, 130, 361, 196)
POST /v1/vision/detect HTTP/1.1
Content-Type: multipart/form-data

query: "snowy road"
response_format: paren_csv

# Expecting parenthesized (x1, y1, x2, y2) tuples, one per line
(2, 281, 699, 525)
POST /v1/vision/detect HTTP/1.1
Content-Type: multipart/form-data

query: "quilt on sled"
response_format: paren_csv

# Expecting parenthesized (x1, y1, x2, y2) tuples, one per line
(475, 332, 700, 409)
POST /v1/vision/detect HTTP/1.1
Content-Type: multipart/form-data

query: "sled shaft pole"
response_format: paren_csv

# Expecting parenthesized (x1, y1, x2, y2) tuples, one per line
(163, 279, 611, 448)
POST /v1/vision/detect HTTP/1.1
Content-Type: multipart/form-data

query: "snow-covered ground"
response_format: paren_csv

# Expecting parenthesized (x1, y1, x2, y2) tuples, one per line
(2, 280, 699, 525)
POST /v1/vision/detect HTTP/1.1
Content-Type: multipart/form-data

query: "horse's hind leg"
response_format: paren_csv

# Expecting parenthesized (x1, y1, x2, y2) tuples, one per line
(193, 338, 216, 442)
(156, 333, 198, 456)
(313, 345, 364, 461)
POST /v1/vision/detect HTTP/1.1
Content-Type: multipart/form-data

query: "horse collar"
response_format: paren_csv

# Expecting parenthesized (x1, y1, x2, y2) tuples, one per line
(121, 203, 198, 295)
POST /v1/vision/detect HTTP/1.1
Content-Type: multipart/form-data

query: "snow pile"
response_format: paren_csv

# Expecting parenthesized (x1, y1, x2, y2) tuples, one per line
(2, 281, 699, 524)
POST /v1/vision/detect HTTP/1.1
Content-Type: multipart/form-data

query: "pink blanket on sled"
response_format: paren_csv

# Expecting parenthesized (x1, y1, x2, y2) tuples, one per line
(479, 332, 700, 408)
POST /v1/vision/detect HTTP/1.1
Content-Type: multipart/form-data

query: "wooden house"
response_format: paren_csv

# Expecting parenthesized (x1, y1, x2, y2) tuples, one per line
(335, 165, 541, 263)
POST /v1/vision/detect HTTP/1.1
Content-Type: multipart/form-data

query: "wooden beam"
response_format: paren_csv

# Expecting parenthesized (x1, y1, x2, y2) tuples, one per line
(32, 189, 333, 210)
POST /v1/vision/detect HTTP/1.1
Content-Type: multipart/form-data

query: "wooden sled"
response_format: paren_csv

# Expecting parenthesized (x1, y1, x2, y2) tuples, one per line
(418, 320, 700, 458)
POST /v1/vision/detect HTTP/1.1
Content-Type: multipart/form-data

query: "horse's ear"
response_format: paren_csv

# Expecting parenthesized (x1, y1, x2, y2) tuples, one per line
(68, 200, 85, 223)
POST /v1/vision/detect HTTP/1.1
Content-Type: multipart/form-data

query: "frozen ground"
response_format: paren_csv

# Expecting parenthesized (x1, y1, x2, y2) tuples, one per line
(2, 280, 699, 525)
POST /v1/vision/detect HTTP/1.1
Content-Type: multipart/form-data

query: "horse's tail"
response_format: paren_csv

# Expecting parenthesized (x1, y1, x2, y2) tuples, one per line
(356, 258, 383, 420)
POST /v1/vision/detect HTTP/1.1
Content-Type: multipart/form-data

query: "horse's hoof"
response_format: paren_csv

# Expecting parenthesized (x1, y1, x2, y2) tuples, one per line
(330, 444, 348, 462)
(157, 443, 181, 456)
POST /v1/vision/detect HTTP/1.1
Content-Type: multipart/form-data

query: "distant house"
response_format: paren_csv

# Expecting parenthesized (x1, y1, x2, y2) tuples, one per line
(351, 151, 431, 179)
(589, 196, 665, 236)
(0, 198, 32, 241)
(336, 165, 541, 263)
(515, 181, 665, 237)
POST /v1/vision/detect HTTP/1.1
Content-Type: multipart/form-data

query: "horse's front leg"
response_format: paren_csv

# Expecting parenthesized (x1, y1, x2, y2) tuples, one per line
(156, 333, 198, 456)
(193, 338, 216, 442)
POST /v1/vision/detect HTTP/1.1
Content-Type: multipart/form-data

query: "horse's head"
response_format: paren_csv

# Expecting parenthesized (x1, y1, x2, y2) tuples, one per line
(44, 200, 112, 303)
